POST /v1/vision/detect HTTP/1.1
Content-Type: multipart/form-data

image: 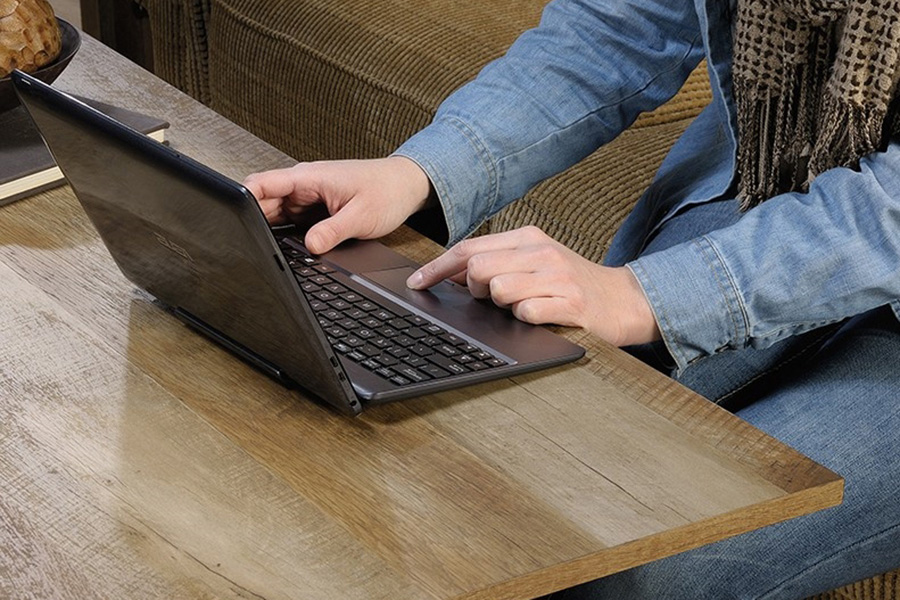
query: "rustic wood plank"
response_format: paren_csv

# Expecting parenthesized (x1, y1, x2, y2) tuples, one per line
(0, 262, 430, 600)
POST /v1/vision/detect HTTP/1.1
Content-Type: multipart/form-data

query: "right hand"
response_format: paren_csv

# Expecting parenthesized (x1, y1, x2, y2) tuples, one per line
(242, 156, 433, 254)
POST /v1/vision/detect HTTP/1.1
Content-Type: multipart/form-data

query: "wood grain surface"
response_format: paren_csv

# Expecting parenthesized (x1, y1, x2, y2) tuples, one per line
(0, 36, 843, 600)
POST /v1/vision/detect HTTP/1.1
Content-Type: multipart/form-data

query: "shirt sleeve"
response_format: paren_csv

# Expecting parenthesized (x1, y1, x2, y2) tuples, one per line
(629, 138, 900, 373)
(394, 0, 705, 245)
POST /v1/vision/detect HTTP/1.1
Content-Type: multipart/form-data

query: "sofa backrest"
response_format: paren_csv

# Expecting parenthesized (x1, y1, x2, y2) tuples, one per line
(144, 0, 711, 259)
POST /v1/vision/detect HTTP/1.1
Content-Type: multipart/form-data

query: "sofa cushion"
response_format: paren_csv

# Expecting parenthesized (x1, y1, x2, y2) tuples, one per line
(206, 0, 548, 161)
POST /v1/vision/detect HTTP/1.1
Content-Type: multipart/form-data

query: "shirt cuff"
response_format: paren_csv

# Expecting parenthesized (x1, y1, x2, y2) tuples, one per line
(627, 236, 749, 373)
(393, 117, 499, 246)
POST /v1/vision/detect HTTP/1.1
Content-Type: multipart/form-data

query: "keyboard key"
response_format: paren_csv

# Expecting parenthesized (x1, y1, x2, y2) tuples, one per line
(435, 344, 460, 357)
(404, 355, 428, 368)
(360, 359, 381, 370)
(395, 365, 431, 383)
(387, 317, 412, 330)
(428, 353, 469, 375)
(370, 336, 392, 349)
(359, 344, 382, 357)
(420, 364, 451, 379)
(343, 335, 365, 347)
(387, 346, 411, 358)
(393, 335, 416, 347)
(329, 300, 352, 311)
(360, 316, 382, 329)
(336, 318, 358, 330)
(404, 327, 427, 339)
(322, 309, 342, 321)
(440, 333, 466, 346)
(346, 350, 366, 362)
(409, 344, 434, 356)
(375, 354, 400, 366)
(372, 309, 396, 321)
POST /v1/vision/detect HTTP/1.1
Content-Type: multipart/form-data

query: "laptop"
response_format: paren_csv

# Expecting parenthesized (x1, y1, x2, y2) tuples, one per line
(12, 70, 585, 415)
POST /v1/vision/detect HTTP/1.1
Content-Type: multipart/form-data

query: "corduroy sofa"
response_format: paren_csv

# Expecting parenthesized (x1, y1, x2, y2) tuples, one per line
(135, 0, 898, 598)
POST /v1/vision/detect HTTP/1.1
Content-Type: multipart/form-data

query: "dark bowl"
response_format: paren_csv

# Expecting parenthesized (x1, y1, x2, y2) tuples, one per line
(0, 17, 81, 113)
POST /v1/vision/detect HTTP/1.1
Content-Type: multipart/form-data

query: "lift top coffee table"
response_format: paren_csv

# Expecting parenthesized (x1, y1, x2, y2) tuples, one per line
(0, 35, 842, 600)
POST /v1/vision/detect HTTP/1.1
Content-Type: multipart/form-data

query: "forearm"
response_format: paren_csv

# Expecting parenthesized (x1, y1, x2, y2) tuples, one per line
(395, 0, 704, 245)
(631, 140, 900, 372)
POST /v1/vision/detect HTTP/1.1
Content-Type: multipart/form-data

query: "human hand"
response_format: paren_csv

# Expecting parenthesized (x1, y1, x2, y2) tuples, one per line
(406, 226, 661, 346)
(242, 156, 433, 254)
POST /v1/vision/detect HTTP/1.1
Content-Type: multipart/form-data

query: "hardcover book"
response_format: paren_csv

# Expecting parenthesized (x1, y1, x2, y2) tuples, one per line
(0, 96, 168, 206)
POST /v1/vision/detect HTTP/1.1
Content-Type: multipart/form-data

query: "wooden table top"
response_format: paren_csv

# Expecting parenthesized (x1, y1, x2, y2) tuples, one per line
(0, 36, 843, 600)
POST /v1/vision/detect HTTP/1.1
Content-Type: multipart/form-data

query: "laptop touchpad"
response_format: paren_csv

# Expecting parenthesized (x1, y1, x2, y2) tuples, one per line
(357, 266, 513, 327)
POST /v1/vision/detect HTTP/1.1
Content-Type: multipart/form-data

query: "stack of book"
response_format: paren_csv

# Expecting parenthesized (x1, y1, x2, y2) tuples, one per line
(1, 97, 168, 206)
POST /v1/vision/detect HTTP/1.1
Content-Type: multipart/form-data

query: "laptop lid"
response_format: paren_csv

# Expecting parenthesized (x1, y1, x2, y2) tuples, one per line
(11, 70, 363, 414)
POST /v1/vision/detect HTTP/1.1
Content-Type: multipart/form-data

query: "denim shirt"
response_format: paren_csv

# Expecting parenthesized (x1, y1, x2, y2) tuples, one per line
(394, 0, 900, 372)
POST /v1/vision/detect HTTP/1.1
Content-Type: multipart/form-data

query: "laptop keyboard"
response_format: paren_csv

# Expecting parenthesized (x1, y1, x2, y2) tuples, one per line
(278, 237, 508, 388)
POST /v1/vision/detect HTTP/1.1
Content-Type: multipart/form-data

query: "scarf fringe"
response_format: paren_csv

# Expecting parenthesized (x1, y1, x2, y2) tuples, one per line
(736, 76, 888, 210)
(735, 62, 819, 210)
(807, 92, 885, 182)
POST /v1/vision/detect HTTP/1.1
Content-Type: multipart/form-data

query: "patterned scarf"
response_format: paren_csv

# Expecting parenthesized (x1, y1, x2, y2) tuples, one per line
(733, 0, 900, 208)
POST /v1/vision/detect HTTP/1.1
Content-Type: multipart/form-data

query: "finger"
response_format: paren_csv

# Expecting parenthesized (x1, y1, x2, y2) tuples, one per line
(463, 248, 536, 299)
(258, 198, 284, 221)
(304, 199, 376, 254)
(486, 270, 569, 308)
(407, 228, 545, 290)
(465, 271, 491, 299)
(242, 167, 304, 202)
(511, 296, 580, 327)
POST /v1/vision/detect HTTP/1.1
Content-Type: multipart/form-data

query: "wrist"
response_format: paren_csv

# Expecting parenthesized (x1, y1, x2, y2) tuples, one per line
(385, 155, 435, 214)
(619, 266, 662, 346)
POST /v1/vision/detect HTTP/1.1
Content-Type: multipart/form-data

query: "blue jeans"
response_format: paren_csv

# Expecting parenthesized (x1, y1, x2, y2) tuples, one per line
(546, 200, 900, 599)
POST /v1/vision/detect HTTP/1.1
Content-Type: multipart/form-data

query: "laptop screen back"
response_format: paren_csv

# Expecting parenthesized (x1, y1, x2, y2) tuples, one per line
(12, 71, 358, 412)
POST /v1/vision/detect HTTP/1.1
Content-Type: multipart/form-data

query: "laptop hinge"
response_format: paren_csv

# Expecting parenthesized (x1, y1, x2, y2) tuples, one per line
(173, 307, 293, 384)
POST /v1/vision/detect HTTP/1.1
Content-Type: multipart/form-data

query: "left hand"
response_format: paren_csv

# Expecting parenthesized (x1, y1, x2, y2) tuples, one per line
(406, 226, 661, 347)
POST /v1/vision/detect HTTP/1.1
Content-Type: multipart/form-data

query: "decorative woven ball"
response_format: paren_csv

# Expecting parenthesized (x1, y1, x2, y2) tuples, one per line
(0, 0, 61, 78)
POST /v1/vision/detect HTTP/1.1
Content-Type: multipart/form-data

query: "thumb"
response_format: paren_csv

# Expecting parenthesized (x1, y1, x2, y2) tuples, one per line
(305, 202, 371, 254)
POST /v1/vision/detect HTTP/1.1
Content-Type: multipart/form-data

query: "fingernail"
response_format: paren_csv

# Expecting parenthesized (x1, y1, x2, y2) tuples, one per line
(406, 271, 424, 289)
